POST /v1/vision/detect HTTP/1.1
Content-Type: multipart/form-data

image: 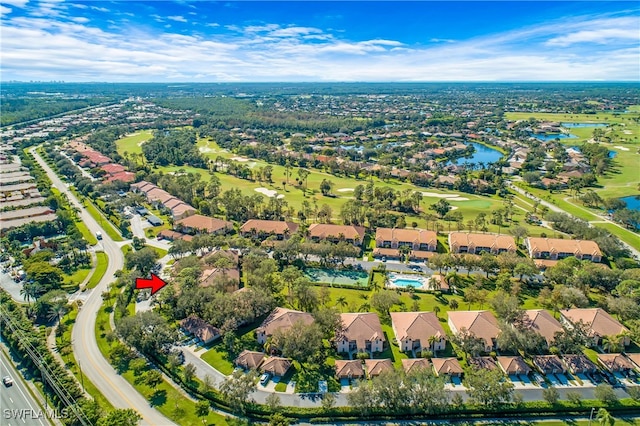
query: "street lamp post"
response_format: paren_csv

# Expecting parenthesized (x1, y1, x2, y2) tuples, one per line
(588, 407, 596, 426)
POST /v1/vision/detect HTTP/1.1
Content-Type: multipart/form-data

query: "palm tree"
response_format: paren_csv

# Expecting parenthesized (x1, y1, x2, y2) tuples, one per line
(428, 335, 440, 356)
(47, 300, 68, 324)
(20, 282, 42, 305)
(433, 306, 441, 319)
(597, 408, 615, 426)
(335, 296, 348, 312)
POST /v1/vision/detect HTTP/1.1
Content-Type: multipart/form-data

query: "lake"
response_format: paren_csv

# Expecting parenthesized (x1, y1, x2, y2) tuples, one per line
(531, 133, 578, 141)
(621, 195, 640, 212)
(447, 142, 503, 166)
(561, 122, 608, 128)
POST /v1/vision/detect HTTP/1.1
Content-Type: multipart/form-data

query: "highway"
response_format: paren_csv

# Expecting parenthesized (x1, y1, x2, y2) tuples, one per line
(30, 148, 175, 426)
(0, 348, 50, 426)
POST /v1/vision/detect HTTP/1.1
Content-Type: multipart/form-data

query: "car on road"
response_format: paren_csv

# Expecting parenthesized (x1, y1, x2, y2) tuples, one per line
(3, 375, 14, 386)
(259, 373, 271, 386)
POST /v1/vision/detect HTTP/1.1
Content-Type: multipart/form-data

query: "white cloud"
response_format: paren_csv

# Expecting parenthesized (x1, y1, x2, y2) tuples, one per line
(1, 0, 28, 7)
(546, 28, 639, 47)
(1, 5, 12, 14)
(167, 15, 187, 23)
(1, 10, 638, 82)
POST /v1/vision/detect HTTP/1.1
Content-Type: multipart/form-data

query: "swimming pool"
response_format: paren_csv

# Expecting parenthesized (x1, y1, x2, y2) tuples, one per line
(387, 273, 427, 289)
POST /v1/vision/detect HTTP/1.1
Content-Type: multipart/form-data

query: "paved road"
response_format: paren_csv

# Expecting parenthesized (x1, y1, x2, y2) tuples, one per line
(0, 272, 26, 303)
(509, 182, 640, 258)
(30, 148, 175, 426)
(0, 349, 50, 426)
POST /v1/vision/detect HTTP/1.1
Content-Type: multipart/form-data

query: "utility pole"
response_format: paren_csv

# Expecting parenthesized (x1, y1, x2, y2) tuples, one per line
(78, 360, 85, 392)
(588, 407, 596, 426)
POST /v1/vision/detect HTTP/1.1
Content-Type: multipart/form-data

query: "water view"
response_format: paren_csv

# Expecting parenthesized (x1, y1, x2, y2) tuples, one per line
(561, 122, 608, 128)
(531, 133, 578, 141)
(447, 142, 503, 166)
(621, 195, 640, 212)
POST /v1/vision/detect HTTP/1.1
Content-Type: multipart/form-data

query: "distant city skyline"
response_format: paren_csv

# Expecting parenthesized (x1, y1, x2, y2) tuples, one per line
(1, 1, 638, 82)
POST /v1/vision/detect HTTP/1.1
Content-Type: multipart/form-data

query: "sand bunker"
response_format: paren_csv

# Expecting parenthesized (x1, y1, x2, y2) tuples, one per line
(448, 197, 470, 201)
(337, 188, 354, 192)
(623, 131, 632, 135)
(255, 187, 284, 199)
(199, 147, 217, 153)
(421, 192, 462, 198)
(230, 156, 250, 162)
(614, 145, 630, 151)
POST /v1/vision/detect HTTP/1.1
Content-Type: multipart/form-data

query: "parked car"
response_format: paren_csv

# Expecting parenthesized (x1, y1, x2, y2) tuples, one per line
(259, 373, 271, 386)
(3, 376, 14, 386)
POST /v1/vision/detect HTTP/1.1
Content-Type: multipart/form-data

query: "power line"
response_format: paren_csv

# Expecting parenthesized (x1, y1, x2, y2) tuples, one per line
(0, 306, 93, 426)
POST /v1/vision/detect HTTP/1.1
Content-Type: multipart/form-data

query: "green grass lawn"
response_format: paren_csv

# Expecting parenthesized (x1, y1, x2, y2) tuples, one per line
(514, 182, 640, 250)
(63, 267, 91, 287)
(201, 344, 235, 375)
(78, 194, 124, 241)
(76, 220, 98, 245)
(162, 139, 550, 237)
(86, 251, 108, 289)
(115, 130, 153, 156)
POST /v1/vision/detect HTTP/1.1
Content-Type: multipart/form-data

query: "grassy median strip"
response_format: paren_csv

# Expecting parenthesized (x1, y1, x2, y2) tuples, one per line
(76, 220, 98, 245)
(86, 251, 108, 289)
(81, 197, 124, 242)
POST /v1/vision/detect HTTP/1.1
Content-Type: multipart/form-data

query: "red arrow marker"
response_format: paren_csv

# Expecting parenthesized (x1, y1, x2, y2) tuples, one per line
(135, 273, 167, 296)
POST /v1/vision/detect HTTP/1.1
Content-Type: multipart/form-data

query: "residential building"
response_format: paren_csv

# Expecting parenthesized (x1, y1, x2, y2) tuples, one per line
(334, 360, 365, 380)
(365, 359, 393, 378)
(526, 237, 602, 262)
(234, 350, 264, 370)
(561, 354, 598, 374)
(175, 214, 233, 235)
(179, 316, 220, 345)
(626, 353, 640, 371)
(532, 355, 566, 375)
(448, 232, 517, 255)
(432, 357, 463, 377)
(448, 310, 501, 352)
(336, 313, 385, 355)
(469, 356, 498, 371)
(560, 308, 630, 347)
(260, 357, 292, 377)
(308, 223, 366, 246)
(497, 356, 531, 376)
(597, 354, 635, 373)
(523, 309, 564, 347)
(374, 228, 437, 260)
(390, 312, 446, 353)
(240, 219, 299, 240)
(401, 358, 431, 375)
(256, 308, 315, 345)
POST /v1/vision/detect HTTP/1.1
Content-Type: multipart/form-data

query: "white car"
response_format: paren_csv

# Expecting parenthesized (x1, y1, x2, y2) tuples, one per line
(3, 376, 13, 386)
(259, 373, 270, 386)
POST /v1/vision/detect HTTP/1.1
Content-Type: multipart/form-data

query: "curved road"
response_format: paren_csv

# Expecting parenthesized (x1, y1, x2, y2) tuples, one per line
(30, 148, 175, 426)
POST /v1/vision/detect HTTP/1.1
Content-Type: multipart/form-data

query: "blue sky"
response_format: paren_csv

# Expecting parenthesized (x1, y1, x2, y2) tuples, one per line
(1, 1, 638, 82)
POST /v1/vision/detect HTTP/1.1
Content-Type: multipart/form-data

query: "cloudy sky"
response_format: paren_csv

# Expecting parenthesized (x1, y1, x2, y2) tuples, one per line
(1, 1, 638, 82)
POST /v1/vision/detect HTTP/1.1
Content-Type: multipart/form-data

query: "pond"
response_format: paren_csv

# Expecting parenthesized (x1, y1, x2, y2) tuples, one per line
(531, 133, 578, 141)
(561, 122, 608, 128)
(446, 142, 503, 166)
(621, 195, 640, 212)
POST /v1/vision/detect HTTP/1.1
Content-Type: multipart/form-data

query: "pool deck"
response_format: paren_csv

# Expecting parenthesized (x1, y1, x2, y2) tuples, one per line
(387, 272, 430, 290)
